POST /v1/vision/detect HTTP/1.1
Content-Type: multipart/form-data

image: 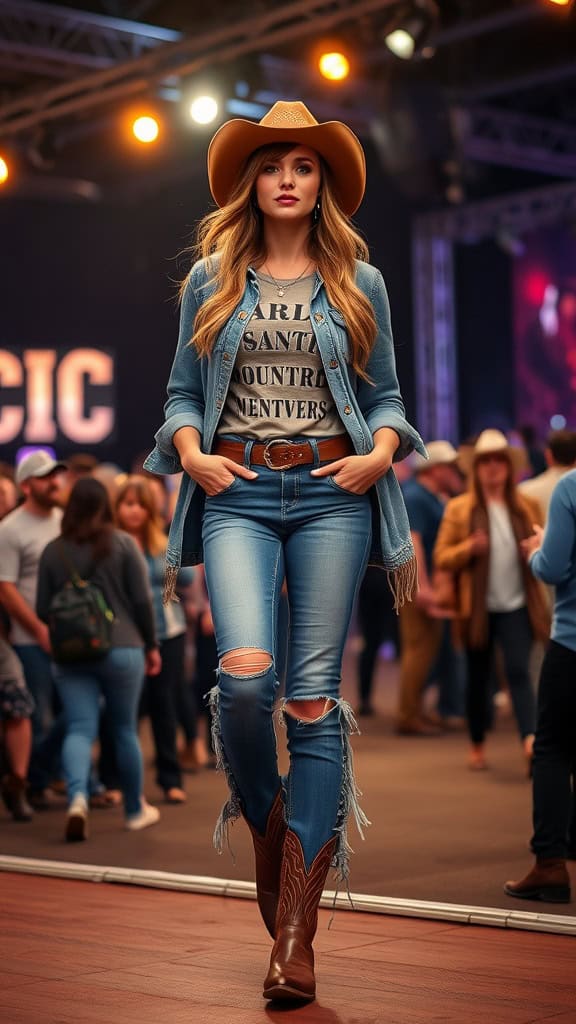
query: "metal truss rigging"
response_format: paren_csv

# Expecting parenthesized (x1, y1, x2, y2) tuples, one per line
(0, 0, 180, 77)
(0, 0, 394, 137)
(455, 106, 576, 178)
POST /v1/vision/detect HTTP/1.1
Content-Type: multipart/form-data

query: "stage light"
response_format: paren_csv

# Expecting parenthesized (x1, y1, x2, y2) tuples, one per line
(384, 0, 439, 60)
(318, 52, 350, 81)
(132, 116, 159, 144)
(546, 0, 571, 6)
(0, 156, 8, 184)
(550, 414, 567, 429)
(190, 96, 219, 125)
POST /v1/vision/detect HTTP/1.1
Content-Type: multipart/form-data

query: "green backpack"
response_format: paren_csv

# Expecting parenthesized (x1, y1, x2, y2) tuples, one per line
(48, 544, 115, 664)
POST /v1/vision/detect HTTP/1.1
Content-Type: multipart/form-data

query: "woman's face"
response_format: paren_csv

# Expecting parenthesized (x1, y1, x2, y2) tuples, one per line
(475, 452, 511, 490)
(117, 488, 148, 533)
(255, 146, 321, 223)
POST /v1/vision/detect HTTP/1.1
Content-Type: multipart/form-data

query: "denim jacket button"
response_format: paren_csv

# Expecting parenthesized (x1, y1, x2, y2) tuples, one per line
(238, 311, 248, 320)
(223, 352, 231, 360)
(329, 359, 338, 369)
(314, 313, 324, 323)
(344, 405, 352, 415)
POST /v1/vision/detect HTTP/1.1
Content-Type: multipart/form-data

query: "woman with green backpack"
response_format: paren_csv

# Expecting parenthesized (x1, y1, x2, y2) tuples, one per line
(36, 477, 162, 841)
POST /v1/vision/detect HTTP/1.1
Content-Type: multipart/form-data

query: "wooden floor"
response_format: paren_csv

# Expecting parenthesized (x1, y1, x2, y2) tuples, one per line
(1, 873, 575, 1024)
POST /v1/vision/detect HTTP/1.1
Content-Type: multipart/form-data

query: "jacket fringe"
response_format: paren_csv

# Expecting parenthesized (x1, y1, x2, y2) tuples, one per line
(162, 565, 180, 605)
(387, 554, 418, 612)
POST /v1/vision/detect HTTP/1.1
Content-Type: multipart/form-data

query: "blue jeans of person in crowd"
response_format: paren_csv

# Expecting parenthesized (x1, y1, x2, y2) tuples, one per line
(465, 606, 536, 745)
(203, 439, 372, 881)
(13, 644, 66, 792)
(52, 647, 146, 818)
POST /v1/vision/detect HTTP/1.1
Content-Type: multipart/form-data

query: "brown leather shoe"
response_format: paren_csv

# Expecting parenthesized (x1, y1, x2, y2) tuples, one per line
(245, 789, 286, 938)
(504, 858, 571, 903)
(396, 718, 442, 737)
(263, 829, 336, 1003)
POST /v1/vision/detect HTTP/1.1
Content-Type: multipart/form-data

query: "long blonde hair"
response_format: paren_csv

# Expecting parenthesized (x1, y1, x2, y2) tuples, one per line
(183, 143, 377, 379)
(114, 475, 167, 557)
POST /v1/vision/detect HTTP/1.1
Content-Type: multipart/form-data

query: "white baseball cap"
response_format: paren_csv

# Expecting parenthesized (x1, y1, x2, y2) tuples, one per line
(15, 450, 67, 486)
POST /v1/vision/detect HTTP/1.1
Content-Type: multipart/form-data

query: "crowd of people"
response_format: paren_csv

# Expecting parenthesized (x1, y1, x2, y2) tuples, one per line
(1, 428, 574, 839)
(0, 450, 215, 839)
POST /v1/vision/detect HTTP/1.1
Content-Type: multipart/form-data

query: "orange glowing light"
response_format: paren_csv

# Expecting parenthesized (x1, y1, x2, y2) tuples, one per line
(0, 157, 9, 184)
(318, 52, 350, 81)
(132, 115, 159, 144)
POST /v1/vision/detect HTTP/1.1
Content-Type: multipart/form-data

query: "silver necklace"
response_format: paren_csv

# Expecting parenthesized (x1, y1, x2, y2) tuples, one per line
(262, 260, 312, 297)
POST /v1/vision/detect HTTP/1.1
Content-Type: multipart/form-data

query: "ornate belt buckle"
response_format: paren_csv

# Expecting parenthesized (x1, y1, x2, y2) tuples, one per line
(263, 439, 295, 470)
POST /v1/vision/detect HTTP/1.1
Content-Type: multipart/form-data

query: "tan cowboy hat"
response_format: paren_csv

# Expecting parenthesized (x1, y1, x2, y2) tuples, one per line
(207, 100, 366, 216)
(459, 429, 527, 476)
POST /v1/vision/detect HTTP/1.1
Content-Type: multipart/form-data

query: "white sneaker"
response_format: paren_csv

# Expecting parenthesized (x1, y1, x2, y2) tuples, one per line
(66, 794, 88, 842)
(125, 799, 160, 831)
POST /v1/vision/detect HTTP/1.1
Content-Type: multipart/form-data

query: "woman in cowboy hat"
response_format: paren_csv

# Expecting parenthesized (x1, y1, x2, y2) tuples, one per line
(434, 429, 550, 772)
(145, 100, 424, 1003)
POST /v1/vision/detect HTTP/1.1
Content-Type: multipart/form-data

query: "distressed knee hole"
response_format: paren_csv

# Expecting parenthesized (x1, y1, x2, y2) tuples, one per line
(221, 647, 272, 676)
(285, 698, 336, 722)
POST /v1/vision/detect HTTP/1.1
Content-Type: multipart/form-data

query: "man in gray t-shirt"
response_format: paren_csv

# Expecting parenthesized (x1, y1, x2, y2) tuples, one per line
(0, 451, 66, 801)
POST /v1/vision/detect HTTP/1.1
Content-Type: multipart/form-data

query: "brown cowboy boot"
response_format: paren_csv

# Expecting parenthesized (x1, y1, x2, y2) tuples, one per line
(504, 858, 571, 903)
(244, 789, 287, 938)
(263, 829, 336, 1003)
(1, 774, 33, 822)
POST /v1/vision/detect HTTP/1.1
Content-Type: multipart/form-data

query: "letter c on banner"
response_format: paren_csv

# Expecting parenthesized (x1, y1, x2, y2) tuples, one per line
(57, 348, 114, 443)
(0, 350, 24, 443)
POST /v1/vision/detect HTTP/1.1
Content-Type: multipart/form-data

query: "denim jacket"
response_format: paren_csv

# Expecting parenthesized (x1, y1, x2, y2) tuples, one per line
(144, 258, 426, 605)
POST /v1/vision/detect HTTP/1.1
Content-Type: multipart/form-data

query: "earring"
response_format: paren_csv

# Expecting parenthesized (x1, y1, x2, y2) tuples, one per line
(313, 199, 321, 224)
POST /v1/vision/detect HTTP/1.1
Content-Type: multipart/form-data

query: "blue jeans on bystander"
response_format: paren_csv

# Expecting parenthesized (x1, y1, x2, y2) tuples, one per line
(52, 646, 146, 818)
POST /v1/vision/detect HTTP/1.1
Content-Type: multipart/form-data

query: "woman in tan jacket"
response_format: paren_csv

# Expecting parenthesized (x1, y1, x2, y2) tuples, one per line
(434, 430, 550, 770)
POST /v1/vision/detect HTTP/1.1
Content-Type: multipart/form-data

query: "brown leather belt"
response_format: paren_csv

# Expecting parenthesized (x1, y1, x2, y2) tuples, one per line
(213, 435, 354, 471)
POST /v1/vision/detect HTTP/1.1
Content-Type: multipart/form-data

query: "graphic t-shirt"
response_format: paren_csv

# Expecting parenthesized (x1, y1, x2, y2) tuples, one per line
(217, 273, 341, 439)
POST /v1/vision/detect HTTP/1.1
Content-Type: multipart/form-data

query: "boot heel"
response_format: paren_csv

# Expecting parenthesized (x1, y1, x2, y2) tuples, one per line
(539, 886, 571, 903)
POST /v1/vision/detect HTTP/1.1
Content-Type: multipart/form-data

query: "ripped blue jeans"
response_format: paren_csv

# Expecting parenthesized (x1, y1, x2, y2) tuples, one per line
(202, 438, 372, 881)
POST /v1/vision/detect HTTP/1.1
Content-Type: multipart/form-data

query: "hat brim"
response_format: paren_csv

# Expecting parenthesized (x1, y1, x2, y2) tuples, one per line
(459, 446, 526, 476)
(207, 119, 366, 216)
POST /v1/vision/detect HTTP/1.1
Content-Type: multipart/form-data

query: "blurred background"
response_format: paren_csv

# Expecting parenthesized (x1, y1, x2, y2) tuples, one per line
(2, 0, 576, 919)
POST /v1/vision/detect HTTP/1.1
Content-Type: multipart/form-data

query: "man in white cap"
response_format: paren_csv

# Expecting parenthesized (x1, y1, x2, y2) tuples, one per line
(397, 441, 462, 735)
(0, 450, 67, 806)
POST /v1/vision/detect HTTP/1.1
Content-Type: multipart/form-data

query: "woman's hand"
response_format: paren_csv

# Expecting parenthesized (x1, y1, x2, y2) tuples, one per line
(469, 529, 490, 556)
(520, 524, 544, 560)
(146, 648, 162, 677)
(310, 450, 392, 494)
(181, 451, 258, 496)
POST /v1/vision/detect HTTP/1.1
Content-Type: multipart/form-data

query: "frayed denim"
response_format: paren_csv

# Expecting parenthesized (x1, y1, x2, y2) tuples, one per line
(203, 447, 372, 880)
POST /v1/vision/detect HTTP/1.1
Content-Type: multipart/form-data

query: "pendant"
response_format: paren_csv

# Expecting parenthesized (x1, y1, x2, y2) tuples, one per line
(277, 288, 284, 297)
